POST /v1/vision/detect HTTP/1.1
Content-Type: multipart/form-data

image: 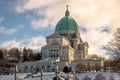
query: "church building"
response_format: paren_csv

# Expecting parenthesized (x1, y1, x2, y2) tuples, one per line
(41, 5, 89, 69)
(18, 6, 103, 73)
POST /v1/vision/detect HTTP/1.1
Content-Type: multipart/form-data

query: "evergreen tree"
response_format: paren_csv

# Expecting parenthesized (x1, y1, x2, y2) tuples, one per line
(16, 48, 21, 62)
(36, 52, 42, 60)
(63, 66, 71, 73)
(0, 49, 3, 60)
(23, 47, 28, 61)
(8, 48, 21, 62)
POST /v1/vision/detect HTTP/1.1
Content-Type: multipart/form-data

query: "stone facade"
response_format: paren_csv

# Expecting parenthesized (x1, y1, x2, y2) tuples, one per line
(71, 59, 104, 72)
(18, 6, 103, 73)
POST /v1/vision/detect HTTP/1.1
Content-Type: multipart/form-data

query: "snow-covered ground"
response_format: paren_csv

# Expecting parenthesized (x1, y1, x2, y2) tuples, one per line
(75, 72, 120, 80)
(0, 72, 119, 80)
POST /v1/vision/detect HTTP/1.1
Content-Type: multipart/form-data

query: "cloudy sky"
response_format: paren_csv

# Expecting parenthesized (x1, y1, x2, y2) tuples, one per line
(0, 0, 120, 58)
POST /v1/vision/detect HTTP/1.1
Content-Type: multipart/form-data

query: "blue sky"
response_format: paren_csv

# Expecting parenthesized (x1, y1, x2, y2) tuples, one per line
(0, 0, 120, 58)
(0, 0, 53, 41)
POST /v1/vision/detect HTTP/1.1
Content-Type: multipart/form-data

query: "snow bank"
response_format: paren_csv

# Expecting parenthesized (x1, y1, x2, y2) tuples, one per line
(0, 72, 119, 80)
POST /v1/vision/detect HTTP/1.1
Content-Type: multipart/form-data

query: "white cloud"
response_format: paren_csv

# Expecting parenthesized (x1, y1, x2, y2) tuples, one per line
(15, 0, 65, 29)
(0, 24, 24, 35)
(0, 17, 4, 23)
(81, 26, 114, 55)
(0, 27, 17, 35)
(31, 19, 49, 30)
(0, 40, 21, 49)
(14, 0, 120, 56)
(20, 36, 46, 50)
(17, 24, 25, 29)
(15, 0, 62, 13)
(14, 0, 120, 29)
(0, 36, 46, 51)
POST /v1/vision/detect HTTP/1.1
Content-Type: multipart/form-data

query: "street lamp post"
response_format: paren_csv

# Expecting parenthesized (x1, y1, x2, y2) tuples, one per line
(68, 73, 70, 80)
(55, 65, 58, 80)
(52, 61, 59, 80)
(67, 65, 70, 80)
(15, 65, 18, 80)
(40, 69, 43, 80)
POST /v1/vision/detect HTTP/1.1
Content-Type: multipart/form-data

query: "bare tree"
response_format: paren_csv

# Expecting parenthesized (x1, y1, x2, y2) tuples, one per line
(8, 48, 21, 62)
(104, 28, 120, 72)
(104, 28, 120, 58)
(90, 54, 105, 60)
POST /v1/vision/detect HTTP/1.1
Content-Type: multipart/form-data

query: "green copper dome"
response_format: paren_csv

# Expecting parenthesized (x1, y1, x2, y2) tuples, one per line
(55, 6, 79, 33)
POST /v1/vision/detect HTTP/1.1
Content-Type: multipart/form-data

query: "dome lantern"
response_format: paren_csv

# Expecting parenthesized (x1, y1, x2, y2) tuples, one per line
(65, 5, 70, 16)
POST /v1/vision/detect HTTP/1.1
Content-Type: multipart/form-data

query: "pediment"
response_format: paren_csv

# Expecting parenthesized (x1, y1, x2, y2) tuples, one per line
(46, 33, 62, 39)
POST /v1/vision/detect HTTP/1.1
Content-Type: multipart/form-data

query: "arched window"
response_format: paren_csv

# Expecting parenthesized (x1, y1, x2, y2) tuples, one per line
(31, 66, 34, 72)
(56, 54, 58, 57)
(42, 65, 45, 70)
(52, 42, 59, 46)
(47, 65, 50, 71)
(51, 54, 53, 58)
(54, 54, 55, 58)
(24, 66, 28, 72)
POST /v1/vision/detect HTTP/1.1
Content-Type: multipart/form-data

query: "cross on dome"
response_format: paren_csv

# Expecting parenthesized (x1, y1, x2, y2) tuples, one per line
(65, 5, 70, 16)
